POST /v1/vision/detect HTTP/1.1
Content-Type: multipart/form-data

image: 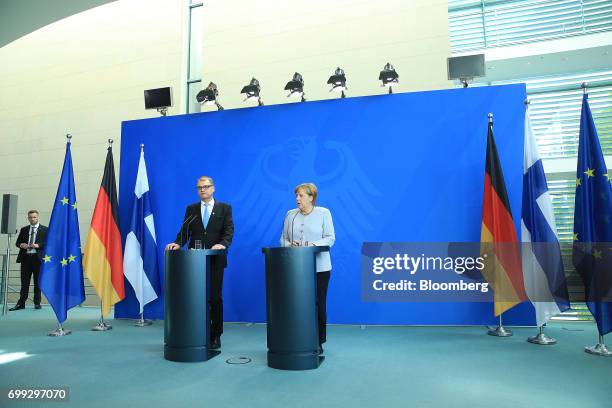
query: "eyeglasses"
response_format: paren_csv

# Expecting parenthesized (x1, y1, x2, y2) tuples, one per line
(197, 185, 214, 190)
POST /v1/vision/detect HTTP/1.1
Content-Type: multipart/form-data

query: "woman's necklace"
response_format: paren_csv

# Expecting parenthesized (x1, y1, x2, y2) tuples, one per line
(300, 206, 315, 216)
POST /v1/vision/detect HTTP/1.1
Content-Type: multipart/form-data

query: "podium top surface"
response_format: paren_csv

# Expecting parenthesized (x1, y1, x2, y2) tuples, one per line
(262, 246, 329, 255)
(166, 249, 226, 256)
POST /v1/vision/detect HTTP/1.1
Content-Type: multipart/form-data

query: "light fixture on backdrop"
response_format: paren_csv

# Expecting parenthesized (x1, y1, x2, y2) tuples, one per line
(241, 78, 264, 106)
(327, 67, 347, 98)
(284, 72, 305, 102)
(196, 82, 224, 111)
(379, 63, 399, 94)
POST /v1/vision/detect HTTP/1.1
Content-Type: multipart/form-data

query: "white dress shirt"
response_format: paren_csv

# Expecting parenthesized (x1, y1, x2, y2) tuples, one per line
(26, 223, 40, 254)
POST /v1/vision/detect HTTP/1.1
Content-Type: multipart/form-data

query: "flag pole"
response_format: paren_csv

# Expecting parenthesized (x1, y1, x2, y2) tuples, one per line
(92, 300, 113, 331)
(48, 133, 72, 337)
(483, 113, 512, 338)
(576, 81, 611, 356)
(585, 334, 612, 356)
(48, 133, 75, 337)
(48, 321, 72, 337)
(41, 132, 85, 335)
(91, 138, 116, 332)
(524, 99, 558, 346)
(134, 144, 152, 327)
(134, 143, 153, 327)
(126, 143, 158, 327)
(488, 313, 513, 337)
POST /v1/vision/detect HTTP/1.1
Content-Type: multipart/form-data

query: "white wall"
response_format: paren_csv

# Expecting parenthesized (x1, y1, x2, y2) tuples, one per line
(0, 0, 185, 240)
(0, 0, 186, 304)
(200, 0, 451, 110)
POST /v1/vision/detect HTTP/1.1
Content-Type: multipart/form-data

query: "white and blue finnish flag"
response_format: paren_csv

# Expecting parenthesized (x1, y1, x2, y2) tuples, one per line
(521, 112, 570, 327)
(123, 149, 161, 315)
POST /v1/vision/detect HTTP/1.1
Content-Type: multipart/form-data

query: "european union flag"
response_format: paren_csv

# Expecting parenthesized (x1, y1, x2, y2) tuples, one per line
(572, 94, 612, 336)
(39, 139, 85, 324)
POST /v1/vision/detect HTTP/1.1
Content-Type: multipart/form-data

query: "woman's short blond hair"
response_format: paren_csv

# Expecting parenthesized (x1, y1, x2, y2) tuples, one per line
(294, 183, 318, 205)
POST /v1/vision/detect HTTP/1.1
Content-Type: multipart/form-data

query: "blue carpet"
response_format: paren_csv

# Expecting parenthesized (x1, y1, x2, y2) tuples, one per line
(0, 307, 610, 408)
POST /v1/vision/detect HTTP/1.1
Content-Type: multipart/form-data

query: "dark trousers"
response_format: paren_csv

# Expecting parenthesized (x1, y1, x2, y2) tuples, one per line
(210, 266, 224, 339)
(317, 271, 331, 345)
(18, 255, 41, 306)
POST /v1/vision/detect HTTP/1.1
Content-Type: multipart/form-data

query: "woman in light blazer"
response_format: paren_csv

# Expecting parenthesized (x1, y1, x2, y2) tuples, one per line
(281, 182, 335, 354)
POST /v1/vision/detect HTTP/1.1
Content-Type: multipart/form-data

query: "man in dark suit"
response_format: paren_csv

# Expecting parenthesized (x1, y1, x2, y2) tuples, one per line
(10, 210, 48, 310)
(165, 176, 234, 350)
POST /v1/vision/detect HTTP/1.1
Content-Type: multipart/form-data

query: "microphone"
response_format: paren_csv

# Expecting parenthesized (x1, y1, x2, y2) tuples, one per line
(179, 214, 196, 248)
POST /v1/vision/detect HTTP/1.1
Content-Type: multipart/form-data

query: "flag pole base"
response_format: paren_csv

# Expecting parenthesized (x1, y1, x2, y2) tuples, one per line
(134, 318, 153, 327)
(528, 325, 556, 345)
(585, 343, 612, 356)
(48, 327, 72, 337)
(528, 332, 556, 345)
(91, 321, 113, 331)
(487, 326, 513, 337)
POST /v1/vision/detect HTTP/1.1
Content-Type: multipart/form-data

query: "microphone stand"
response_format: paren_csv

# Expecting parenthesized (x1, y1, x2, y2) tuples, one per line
(179, 215, 196, 248)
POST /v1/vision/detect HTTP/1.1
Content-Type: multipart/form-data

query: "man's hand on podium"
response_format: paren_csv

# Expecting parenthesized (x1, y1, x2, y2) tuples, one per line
(291, 241, 313, 247)
(164, 243, 225, 250)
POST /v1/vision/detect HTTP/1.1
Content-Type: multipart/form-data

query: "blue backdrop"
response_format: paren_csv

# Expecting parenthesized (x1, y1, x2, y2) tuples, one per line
(116, 84, 536, 325)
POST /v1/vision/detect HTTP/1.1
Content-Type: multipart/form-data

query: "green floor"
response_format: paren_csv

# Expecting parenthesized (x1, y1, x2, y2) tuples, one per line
(0, 306, 610, 408)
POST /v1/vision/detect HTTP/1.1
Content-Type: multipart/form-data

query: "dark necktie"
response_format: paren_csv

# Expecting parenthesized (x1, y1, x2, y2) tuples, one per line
(28, 227, 36, 245)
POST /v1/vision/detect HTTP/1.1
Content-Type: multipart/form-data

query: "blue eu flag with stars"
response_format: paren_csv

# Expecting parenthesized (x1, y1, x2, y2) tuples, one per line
(39, 139, 85, 324)
(572, 94, 612, 336)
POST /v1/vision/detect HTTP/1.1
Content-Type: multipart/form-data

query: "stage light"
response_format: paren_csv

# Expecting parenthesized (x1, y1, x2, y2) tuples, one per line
(241, 78, 264, 106)
(196, 82, 224, 110)
(379, 63, 399, 94)
(284, 72, 305, 102)
(327, 67, 347, 98)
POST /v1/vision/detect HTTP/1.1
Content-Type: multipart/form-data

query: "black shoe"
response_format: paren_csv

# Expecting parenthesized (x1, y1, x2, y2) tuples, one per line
(9, 305, 25, 311)
(34, 304, 42, 309)
(318, 345, 324, 355)
(210, 337, 221, 350)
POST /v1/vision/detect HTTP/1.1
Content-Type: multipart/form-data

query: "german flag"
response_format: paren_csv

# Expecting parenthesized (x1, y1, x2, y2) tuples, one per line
(480, 115, 527, 316)
(83, 146, 125, 316)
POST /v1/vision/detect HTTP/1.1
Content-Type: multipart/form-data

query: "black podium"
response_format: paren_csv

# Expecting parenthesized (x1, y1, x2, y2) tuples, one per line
(164, 249, 224, 362)
(262, 246, 329, 370)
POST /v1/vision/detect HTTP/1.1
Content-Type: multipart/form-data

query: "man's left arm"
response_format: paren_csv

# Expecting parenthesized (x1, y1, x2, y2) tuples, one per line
(218, 204, 234, 249)
(34, 226, 47, 250)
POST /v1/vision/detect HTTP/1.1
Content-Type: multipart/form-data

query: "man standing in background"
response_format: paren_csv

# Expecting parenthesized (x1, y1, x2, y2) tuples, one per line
(10, 210, 48, 310)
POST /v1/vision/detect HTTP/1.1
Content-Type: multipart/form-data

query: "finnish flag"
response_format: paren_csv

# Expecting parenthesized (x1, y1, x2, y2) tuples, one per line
(521, 111, 570, 327)
(123, 149, 161, 314)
